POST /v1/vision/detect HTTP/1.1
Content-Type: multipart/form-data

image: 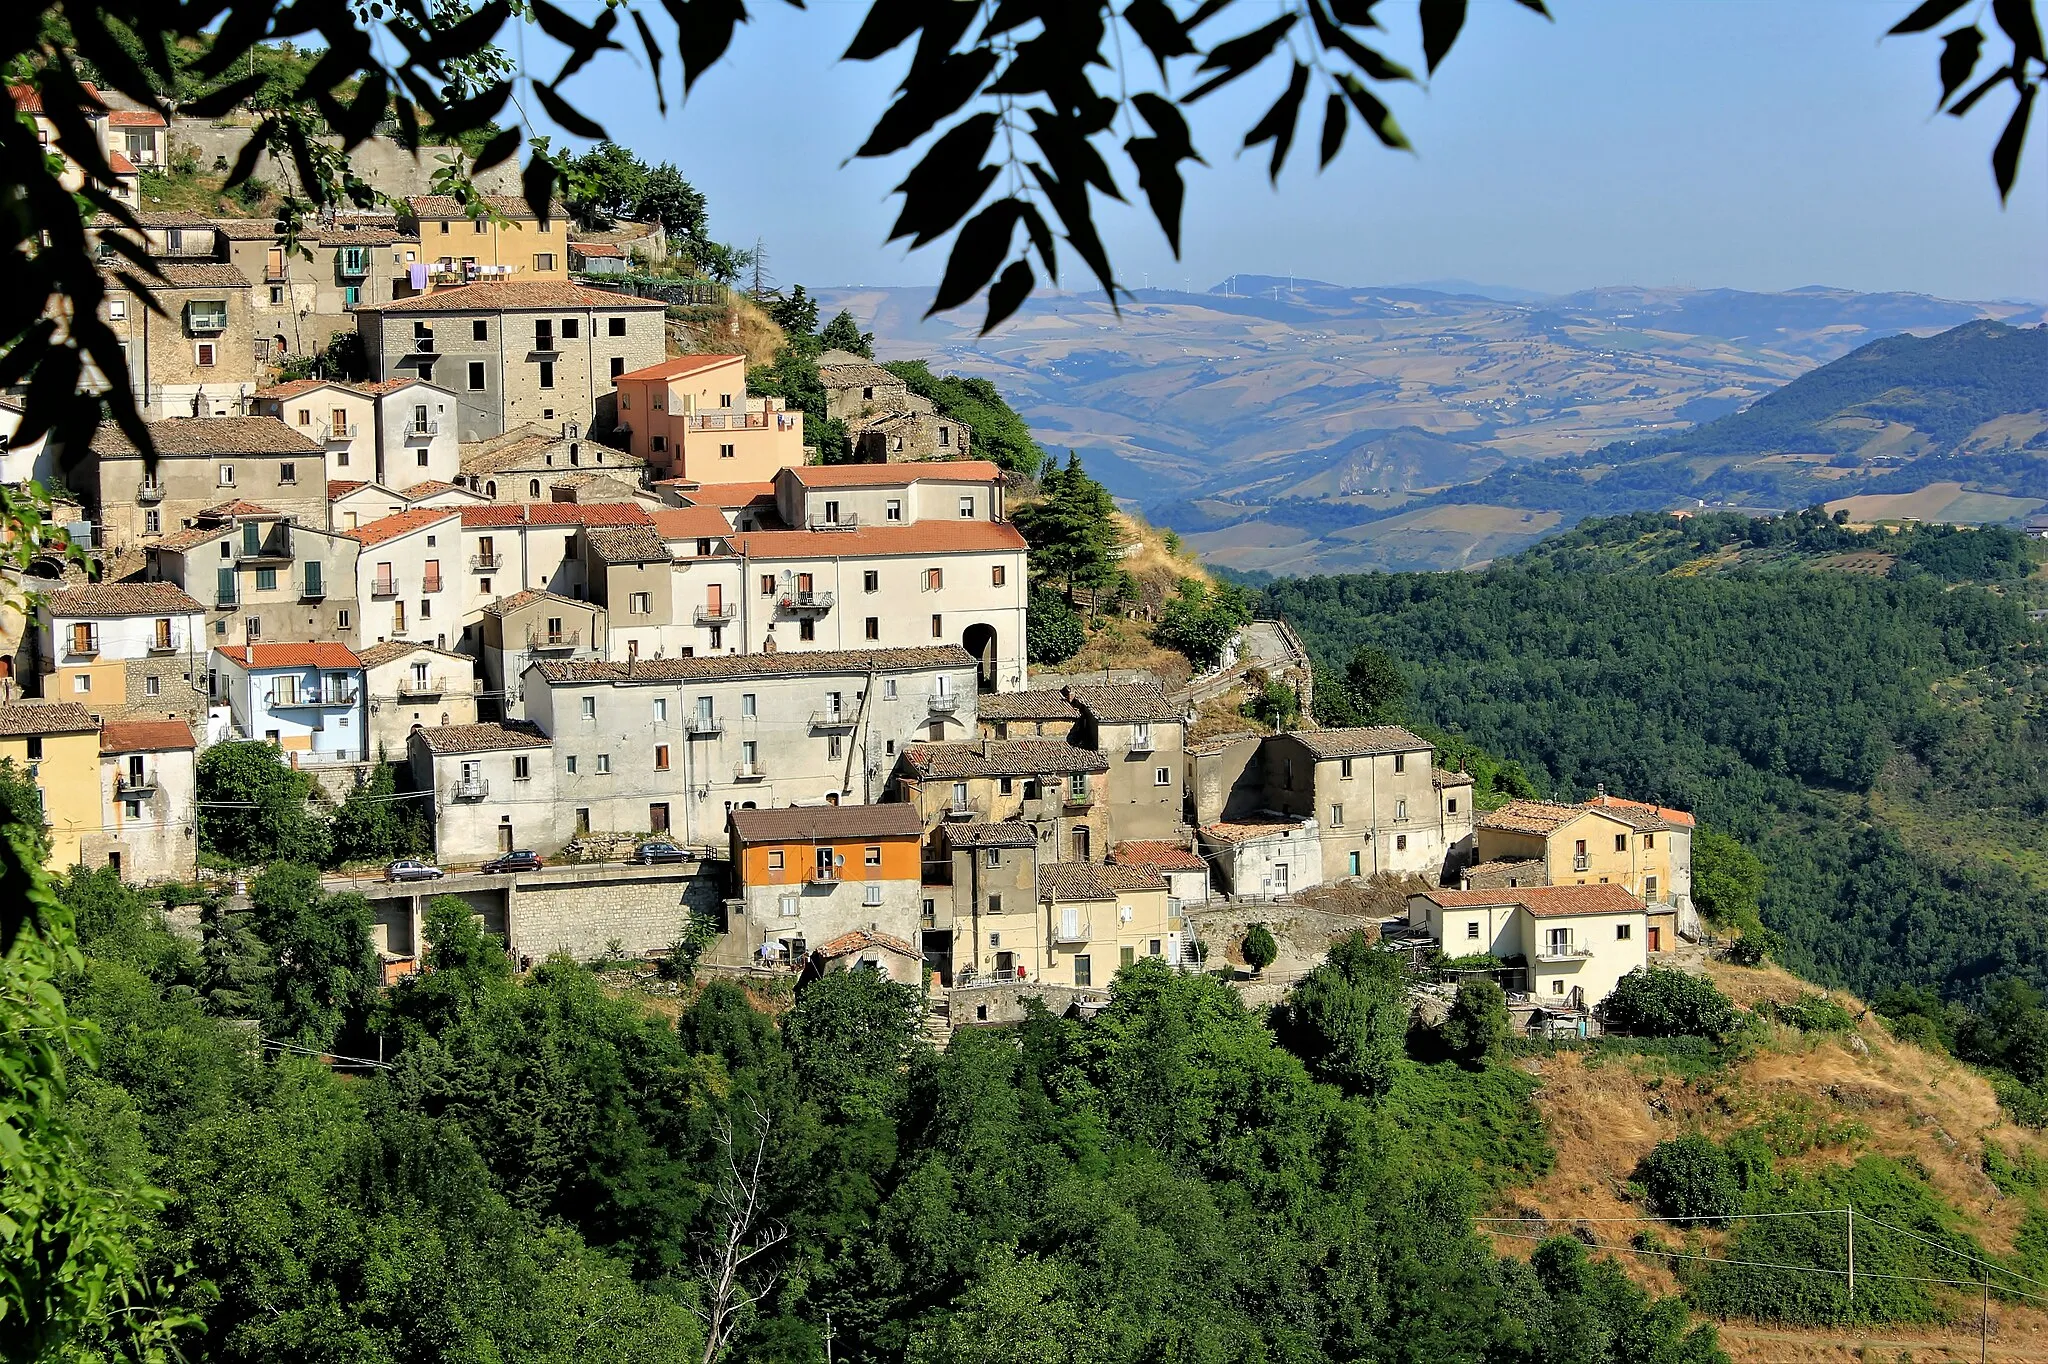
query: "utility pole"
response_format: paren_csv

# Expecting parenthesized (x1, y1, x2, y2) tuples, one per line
(1845, 1206, 1854, 1305)
(824, 1312, 834, 1364)
(1983, 1268, 1991, 1363)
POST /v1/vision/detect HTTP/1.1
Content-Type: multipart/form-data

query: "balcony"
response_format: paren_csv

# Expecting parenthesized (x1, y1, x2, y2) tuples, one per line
(1536, 941, 1596, 963)
(526, 629, 579, 650)
(64, 633, 101, 658)
(807, 513, 859, 531)
(215, 588, 238, 609)
(1572, 855, 1591, 872)
(370, 579, 399, 600)
(396, 678, 443, 699)
(319, 421, 359, 444)
(810, 710, 854, 730)
(136, 481, 165, 503)
(145, 638, 179, 655)
(236, 535, 294, 565)
(943, 801, 978, 822)
(806, 867, 840, 885)
(452, 777, 489, 802)
(686, 411, 770, 431)
(268, 687, 360, 708)
(694, 603, 736, 625)
(406, 421, 439, 440)
(299, 575, 326, 600)
(115, 770, 156, 796)
(1053, 917, 1093, 945)
(733, 762, 765, 781)
(187, 308, 227, 335)
(1128, 729, 1156, 753)
(927, 691, 961, 715)
(777, 590, 834, 613)
(470, 552, 503, 571)
(686, 716, 722, 736)
(338, 252, 370, 278)
(1062, 787, 1095, 811)
(420, 574, 443, 594)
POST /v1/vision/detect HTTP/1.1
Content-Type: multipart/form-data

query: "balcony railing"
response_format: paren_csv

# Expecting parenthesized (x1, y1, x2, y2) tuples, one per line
(1128, 730, 1156, 753)
(733, 762, 765, 780)
(1062, 787, 1095, 810)
(694, 604, 736, 624)
(236, 537, 293, 564)
(807, 513, 859, 531)
(420, 574, 443, 594)
(928, 692, 961, 714)
(268, 687, 360, 708)
(396, 678, 443, 698)
(777, 590, 834, 613)
(1536, 941, 1596, 963)
(1572, 855, 1591, 872)
(319, 421, 359, 443)
(810, 710, 853, 729)
(300, 575, 326, 600)
(136, 482, 165, 503)
(1053, 917, 1093, 945)
(145, 638, 179, 655)
(114, 771, 155, 796)
(686, 717, 722, 736)
(406, 421, 438, 440)
(65, 634, 100, 657)
(452, 777, 489, 801)
(686, 411, 770, 431)
(526, 630, 579, 650)
(338, 253, 370, 277)
(806, 868, 840, 884)
(215, 589, 237, 608)
(944, 801, 978, 821)
(470, 552, 503, 571)
(370, 580, 398, 599)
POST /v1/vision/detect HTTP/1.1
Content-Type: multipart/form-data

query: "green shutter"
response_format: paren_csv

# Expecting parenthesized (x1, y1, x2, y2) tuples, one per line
(216, 566, 234, 605)
(304, 560, 322, 596)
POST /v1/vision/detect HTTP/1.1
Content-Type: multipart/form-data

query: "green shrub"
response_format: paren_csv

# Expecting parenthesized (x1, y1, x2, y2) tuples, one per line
(1601, 967, 1739, 1040)
(1439, 978, 1512, 1065)
(1241, 923, 1277, 976)
(1026, 591, 1084, 665)
(1636, 1133, 1739, 1224)
(1768, 993, 1857, 1033)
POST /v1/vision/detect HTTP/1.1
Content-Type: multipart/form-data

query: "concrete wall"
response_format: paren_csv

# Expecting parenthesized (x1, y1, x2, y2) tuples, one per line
(353, 861, 720, 962)
(169, 123, 522, 200)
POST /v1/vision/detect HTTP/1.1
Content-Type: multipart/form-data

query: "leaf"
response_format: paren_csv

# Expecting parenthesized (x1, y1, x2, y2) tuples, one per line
(983, 259, 1036, 333)
(1319, 91, 1348, 166)
(1949, 63, 2016, 116)
(1419, 0, 1468, 75)
(1938, 26, 1985, 107)
(857, 49, 999, 157)
(1338, 73, 1411, 149)
(523, 154, 561, 225)
(1027, 162, 1119, 306)
(633, 9, 669, 115)
(1510, 0, 1551, 13)
(1187, 14, 1299, 102)
(887, 111, 1002, 245)
(660, 0, 752, 91)
(1244, 62, 1311, 182)
(1123, 0, 1198, 70)
(1018, 201, 1058, 279)
(532, 80, 608, 140)
(181, 75, 268, 121)
(1992, 0, 2047, 63)
(1992, 80, 2037, 199)
(1306, 3, 1415, 84)
(1325, 0, 1384, 27)
(1889, 0, 1971, 34)
(929, 200, 1024, 315)
(1125, 92, 1203, 254)
(473, 126, 523, 173)
(845, 0, 932, 60)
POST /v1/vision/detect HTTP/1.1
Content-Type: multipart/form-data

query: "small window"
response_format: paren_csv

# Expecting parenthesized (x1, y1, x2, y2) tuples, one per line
(561, 318, 579, 339)
(1393, 752, 1406, 774)
(865, 617, 880, 640)
(886, 499, 902, 522)
(768, 849, 784, 870)
(958, 496, 974, 518)
(473, 320, 488, 341)
(930, 614, 942, 638)
(1617, 923, 1633, 940)
(719, 443, 735, 459)
(255, 568, 276, 591)
(144, 674, 160, 696)
(1466, 922, 1480, 940)
(608, 317, 626, 337)
(1615, 833, 1628, 853)
(566, 756, 578, 774)
(538, 360, 555, 389)
(742, 693, 758, 718)
(1396, 834, 1407, 850)
(863, 884, 883, 907)
(630, 592, 651, 615)
(864, 570, 879, 593)
(992, 564, 1006, 587)
(595, 754, 610, 774)
(1154, 767, 1170, 786)
(468, 361, 485, 390)
(799, 620, 816, 642)
(278, 462, 296, 484)
(109, 297, 126, 319)
(865, 846, 882, 867)
(924, 567, 943, 591)
(1644, 833, 1655, 850)
(1330, 802, 1344, 827)
(218, 464, 235, 486)
(514, 755, 530, 780)
(195, 341, 216, 366)
(338, 609, 350, 629)
(610, 355, 624, 379)
(654, 745, 670, 771)
(760, 574, 775, 596)
(1448, 797, 1459, 814)
(533, 252, 556, 271)
(581, 697, 596, 720)
(1340, 757, 1353, 778)
(73, 674, 88, 693)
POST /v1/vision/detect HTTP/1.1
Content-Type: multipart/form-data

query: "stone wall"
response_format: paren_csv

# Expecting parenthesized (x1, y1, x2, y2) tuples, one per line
(509, 862, 722, 961)
(948, 981, 1107, 1027)
(166, 122, 521, 201)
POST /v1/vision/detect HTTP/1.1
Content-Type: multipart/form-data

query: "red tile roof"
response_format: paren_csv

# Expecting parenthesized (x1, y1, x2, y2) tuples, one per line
(1110, 840, 1208, 872)
(1585, 794, 1696, 828)
(360, 281, 663, 313)
(107, 151, 137, 175)
(10, 82, 103, 116)
(652, 506, 733, 539)
(215, 643, 363, 669)
(328, 479, 372, 498)
(47, 581, 205, 617)
(259, 379, 357, 400)
(107, 109, 167, 128)
(1419, 884, 1646, 919)
(458, 502, 653, 528)
(616, 353, 743, 383)
(731, 521, 1027, 559)
(788, 460, 1001, 488)
(668, 480, 777, 507)
(815, 928, 922, 960)
(100, 720, 195, 754)
(345, 507, 459, 547)
(400, 480, 469, 500)
(200, 499, 282, 517)
(359, 377, 442, 395)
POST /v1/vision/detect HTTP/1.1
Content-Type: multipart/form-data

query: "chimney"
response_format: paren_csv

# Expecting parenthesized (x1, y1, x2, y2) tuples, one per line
(1459, 873, 1471, 891)
(982, 738, 992, 759)
(1595, 782, 1606, 802)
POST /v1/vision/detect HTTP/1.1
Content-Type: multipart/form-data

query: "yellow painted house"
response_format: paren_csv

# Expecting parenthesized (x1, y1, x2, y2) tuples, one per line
(1473, 798, 1693, 953)
(1038, 860, 1181, 989)
(0, 701, 103, 871)
(406, 194, 571, 285)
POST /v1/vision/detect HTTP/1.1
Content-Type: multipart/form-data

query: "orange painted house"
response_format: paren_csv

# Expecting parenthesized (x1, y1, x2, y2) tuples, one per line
(727, 803, 924, 968)
(614, 354, 805, 482)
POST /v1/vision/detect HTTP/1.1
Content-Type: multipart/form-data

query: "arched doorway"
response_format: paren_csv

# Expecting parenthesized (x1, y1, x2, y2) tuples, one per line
(961, 623, 998, 692)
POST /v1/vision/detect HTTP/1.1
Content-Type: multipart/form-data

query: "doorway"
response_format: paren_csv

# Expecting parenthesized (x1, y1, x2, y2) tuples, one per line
(1647, 925, 1662, 953)
(1071, 824, 1090, 861)
(498, 824, 513, 853)
(649, 803, 670, 833)
(961, 622, 998, 691)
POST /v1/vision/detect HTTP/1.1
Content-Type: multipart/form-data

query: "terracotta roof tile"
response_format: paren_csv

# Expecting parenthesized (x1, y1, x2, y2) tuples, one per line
(93, 418, 319, 458)
(1201, 816, 1313, 844)
(584, 524, 671, 563)
(0, 702, 98, 735)
(667, 480, 776, 507)
(1434, 767, 1475, 788)
(211, 217, 286, 239)
(652, 506, 734, 540)
(731, 521, 1026, 559)
(1068, 683, 1180, 724)
(199, 499, 282, 517)
(942, 821, 1040, 850)
(258, 379, 357, 400)
(99, 720, 195, 753)
(1584, 794, 1694, 829)
(400, 480, 472, 501)
(415, 720, 550, 754)
(1039, 860, 1166, 902)
(786, 459, 1001, 488)
(46, 580, 204, 617)
(214, 643, 362, 670)
(1110, 840, 1207, 872)
(1418, 884, 1645, 919)
(406, 194, 565, 221)
(728, 804, 924, 843)
(328, 479, 372, 498)
(485, 588, 591, 616)
(148, 262, 249, 289)
(459, 502, 653, 528)
(616, 354, 743, 382)
(1287, 725, 1430, 759)
(976, 689, 1079, 722)
(1477, 800, 1599, 836)
(532, 645, 974, 684)
(107, 151, 137, 175)
(814, 927, 922, 959)
(357, 639, 470, 668)
(900, 739, 1107, 780)
(344, 507, 459, 547)
(107, 109, 167, 127)
(358, 281, 660, 313)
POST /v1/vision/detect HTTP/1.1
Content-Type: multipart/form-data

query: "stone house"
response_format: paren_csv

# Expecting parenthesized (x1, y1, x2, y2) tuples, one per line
(1471, 796, 1694, 952)
(892, 739, 1111, 863)
(353, 281, 665, 441)
(13, 82, 140, 203)
(91, 719, 198, 883)
(215, 218, 421, 363)
(402, 195, 572, 286)
(34, 581, 209, 724)
(407, 719, 558, 864)
(84, 417, 326, 552)
(1108, 840, 1210, 908)
(456, 421, 650, 503)
(811, 927, 924, 985)
(976, 688, 1079, 740)
(1198, 815, 1322, 898)
(478, 590, 609, 714)
(815, 351, 971, 462)
(327, 477, 487, 532)
(933, 820, 1042, 987)
(1261, 727, 1476, 881)
(99, 259, 260, 421)
(145, 501, 360, 653)
(344, 508, 463, 652)
(252, 378, 378, 483)
(358, 640, 480, 764)
(1067, 684, 1187, 847)
(519, 643, 981, 846)
(1037, 860, 1179, 990)
(613, 353, 805, 481)
(454, 501, 656, 628)
(1408, 884, 1649, 1014)
(0, 701, 102, 872)
(212, 642, 367, 765)
(724, 803, 926, 971)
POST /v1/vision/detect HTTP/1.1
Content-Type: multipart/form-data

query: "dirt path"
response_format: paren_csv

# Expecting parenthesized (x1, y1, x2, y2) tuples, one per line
(1715, 1316, 2048, 1362)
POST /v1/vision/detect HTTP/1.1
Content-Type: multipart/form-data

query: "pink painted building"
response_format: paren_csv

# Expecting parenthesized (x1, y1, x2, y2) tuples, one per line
(613, 354, 805, 483)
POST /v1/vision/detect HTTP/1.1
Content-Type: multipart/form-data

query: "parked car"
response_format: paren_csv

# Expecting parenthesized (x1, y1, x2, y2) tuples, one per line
(480, 850, 544, 875)
(386, 858, 445, 882)
(635, 840, 687, 864)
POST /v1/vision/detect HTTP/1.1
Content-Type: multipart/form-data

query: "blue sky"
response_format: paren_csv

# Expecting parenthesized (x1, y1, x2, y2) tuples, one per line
(524, 0, 2046, 302)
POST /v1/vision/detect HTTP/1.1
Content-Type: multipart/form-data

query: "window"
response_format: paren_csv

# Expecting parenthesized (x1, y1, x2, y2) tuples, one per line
(1133, 722, 1151, 748)
(798, 619, 815, 641)
(338, 609, 350, 629)
(931, 614, 942, 638)
(608, 317, 625, 337)
(650, 435, 667, 453)
(343, 285, 360, 305)
(473, 320, 488, 341)
(581, 697, 596, 720)
(468, 361, 485, 390)
(654, 744, 670, 771)
(610, 355, 624, 379)
(533, 252, 556, 271)
(940, 426, 951, 447)
(1643, 833, 1655, 850)
(886, 498, 902, 522)
(595, 754, 611, 774)
(1395, 799, 1407, 820)
(765, 849, 786, 872)
(760, 574, 775, 596)
(864, 570, 879, 593)
(514, 754, 530, 780)
(278, 462, 296, 484)
(779, 895, 799, 917)
(653, 698, 668, 722)
(865, 617, 880, 640)
(144, 510, 160, 533)
(883, 679, 898, 700)
(1155, 767, 1171, 785)
(1467, 921, 1480, 940)
(1615, 833, 1628, 853)
(958, 496, 974, 518)
(195, 341, 217, 366)
(575, 807, 591, 833)
(1340, 757, 1353, 778)
(720, 393, 733, 408)
(566, 756, 578, 774)
(984, 848, 1001, 868)
(72, 674, 89, 693)
(865, 846, 882, 868)
(989, 896, 1003, 915)
(719, 443, 735, 459)
(1448, 797, 1459, 814)
(1393, 752, 1406, 773)
(561, 318, 579, 339)
(269, 286, 285, 305)
(1073, 955, 1092, 987)
(218, 464, 234, 486)
(1617, 923, 1633, 940)
(255, 567, 277, 591)
(992, 565, 1006, 586)
(630, 592, 651, 615)
(538, 360, 554, 389)
(144, 674, 160, 697)
(1330, 803, 1344, 827)
(109, 297, 125, 319)
(924, 567, 943, 590)
(742, 693, 757, 718)
(1395, 834, 1407, 850)
(1645, 875, 1659, 901)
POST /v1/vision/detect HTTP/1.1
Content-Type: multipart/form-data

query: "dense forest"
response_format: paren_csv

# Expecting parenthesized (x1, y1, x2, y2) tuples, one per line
(1266, 510, 2048, 1005)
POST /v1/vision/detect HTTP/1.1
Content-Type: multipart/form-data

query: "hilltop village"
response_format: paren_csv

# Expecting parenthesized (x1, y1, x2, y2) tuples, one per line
(0, 88, 1707, 1036)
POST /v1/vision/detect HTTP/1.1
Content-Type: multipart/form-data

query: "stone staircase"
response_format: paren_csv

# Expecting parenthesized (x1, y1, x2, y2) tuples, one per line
(921, 991, 953, 1049)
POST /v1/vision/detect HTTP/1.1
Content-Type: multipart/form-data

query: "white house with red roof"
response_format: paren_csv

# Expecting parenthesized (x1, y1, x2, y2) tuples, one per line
(613, 353, 804, 481)
(342, 508, 463, 652)
(454, 501, 656, 625)
(94, 719, 198, 883)
(212, 642, 368, 765)
(255, 376, 460, 492)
